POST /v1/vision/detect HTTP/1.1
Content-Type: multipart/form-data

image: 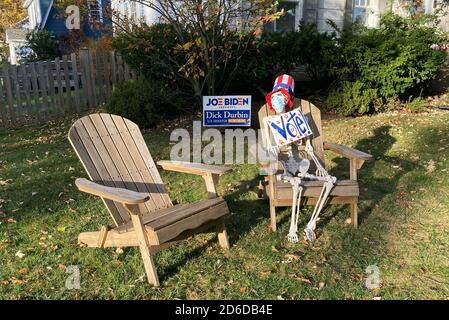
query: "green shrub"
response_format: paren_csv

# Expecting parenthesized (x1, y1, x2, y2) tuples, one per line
(106, 78, 181, 128)
(238, 23, 337, 86)
(113, 22, 337, 98)
(326, 13, 447, 115)
(325, 81, 383, 116)
(18, 29, 60, 62)
(113, 24, 185, 89)
(113, 23, 261, 101)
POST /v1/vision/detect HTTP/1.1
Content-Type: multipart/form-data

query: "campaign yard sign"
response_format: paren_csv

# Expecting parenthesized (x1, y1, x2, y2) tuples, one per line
(267, 107, 313, 147)
(203, 96, 251, 127)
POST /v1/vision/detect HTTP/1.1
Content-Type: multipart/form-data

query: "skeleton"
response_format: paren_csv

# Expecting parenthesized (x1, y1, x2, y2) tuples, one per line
(264, 113, 337, 243)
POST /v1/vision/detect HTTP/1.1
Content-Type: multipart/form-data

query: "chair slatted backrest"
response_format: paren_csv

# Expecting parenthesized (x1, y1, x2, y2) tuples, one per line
(258, 99, 326, 168)
(69, 113, 172, 226)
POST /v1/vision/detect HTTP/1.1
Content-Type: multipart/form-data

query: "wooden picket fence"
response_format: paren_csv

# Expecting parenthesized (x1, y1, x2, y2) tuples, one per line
(0, 48, 136, 128)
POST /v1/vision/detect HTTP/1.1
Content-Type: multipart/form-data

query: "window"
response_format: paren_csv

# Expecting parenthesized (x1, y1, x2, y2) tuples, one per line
(140, 3, 145, 20)
(353, 0, 371, 24)
(88, 0, 103, 23)
(130, 1, 138, 22)
(264, 1, 300, 33)
(123, 1, 129, 18)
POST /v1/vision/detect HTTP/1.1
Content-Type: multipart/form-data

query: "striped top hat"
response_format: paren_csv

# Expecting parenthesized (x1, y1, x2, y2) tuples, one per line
(266, 74, 295, 112)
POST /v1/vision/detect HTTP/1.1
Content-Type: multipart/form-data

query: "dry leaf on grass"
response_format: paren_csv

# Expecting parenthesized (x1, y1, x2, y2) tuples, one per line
(0, 179, 12, 186)
(284, 253, 300, 261)
(19, 268, 28, 274)
(290, 274, 312, 284)
(259, 271, 271, 277)
(426, 160, 436, 174)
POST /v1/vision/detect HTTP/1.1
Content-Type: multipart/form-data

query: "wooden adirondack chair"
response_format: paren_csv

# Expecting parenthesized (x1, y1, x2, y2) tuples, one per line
(68, 113, 231, 287)
(258, 99, 373, 232)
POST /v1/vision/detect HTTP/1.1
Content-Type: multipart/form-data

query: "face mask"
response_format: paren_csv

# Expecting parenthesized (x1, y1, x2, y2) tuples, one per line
(271, 93, 286, 113)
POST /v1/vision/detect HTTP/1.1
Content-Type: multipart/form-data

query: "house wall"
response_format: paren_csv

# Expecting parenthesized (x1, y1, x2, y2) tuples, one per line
(44, 0, 112, 40)
(303, 0, 347, 32)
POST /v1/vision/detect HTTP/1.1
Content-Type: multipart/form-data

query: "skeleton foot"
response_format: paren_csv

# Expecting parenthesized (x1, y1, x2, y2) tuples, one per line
(304, 227, 316, 242)
(288, 232, 299, 243)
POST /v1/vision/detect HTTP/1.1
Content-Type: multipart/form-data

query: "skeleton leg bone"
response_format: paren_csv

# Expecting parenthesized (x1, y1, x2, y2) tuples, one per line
(287, 179, 303, 243)
(304, 178, 335, 242)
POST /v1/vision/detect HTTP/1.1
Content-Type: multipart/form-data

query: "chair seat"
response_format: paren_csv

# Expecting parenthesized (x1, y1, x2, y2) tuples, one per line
(115, 197, 229, 244)
(268, 179, 359, 200)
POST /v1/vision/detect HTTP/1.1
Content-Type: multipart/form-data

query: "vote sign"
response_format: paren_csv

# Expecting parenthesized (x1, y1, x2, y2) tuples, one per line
(203, 96, 251, 127)
(267, 108, 313, 147)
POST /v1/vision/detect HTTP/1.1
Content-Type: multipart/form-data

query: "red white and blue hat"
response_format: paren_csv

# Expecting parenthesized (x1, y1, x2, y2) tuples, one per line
(273, 74, 295, 97)
(266, 74, 295, 111)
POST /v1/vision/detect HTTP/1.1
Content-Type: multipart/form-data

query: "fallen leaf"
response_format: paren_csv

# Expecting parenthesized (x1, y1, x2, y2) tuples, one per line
(284, 253, 300, 261)
(271, 245, 280, 253)
(297, 277, 312, 284)
(10, 278, 25, 285)
(0, 179, 12, 186)
(318, 282, 325, 290)
(19, 268, 28, 274)
(239, 287, 246, 293)
(26, 159, 37, 166)
(426, 160, 436, 174)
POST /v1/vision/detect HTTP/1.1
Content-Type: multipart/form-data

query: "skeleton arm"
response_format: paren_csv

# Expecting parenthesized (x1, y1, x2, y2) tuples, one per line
(262, 117, 280, 157)
(305, 138, 328, 177)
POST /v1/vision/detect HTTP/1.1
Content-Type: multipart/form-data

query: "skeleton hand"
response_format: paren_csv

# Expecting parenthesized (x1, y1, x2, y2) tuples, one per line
(269, 145, 280, 157)
(315, 167, 328, 177)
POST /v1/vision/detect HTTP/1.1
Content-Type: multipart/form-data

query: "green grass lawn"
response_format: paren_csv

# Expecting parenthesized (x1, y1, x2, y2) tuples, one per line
(1, 109, 449, 299)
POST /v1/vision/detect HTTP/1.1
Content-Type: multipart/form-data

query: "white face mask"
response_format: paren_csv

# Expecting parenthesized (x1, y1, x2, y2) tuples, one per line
(271, 92, 287, 113)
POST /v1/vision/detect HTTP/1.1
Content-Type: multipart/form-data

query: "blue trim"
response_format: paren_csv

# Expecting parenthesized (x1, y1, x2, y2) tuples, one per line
(273, 83, 294, 96)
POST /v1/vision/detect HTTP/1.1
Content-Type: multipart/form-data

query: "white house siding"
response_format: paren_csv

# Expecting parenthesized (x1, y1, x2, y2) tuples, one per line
(141, 5, 161, 25)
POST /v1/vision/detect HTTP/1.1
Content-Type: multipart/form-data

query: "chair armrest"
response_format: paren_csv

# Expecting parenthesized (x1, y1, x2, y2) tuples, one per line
(324, 142, 373, 161)
(75, 178, 150, 204)
(157, 160, 231, 176)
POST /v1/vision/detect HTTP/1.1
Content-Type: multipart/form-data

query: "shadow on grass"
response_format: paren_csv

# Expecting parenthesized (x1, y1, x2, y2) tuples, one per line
(253, 125, 417, 237)
(158, 176, 269, 282)
(329, 126, 417, 226)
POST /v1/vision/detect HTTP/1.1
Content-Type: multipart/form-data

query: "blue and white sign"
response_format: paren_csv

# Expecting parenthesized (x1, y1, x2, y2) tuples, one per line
(203, 95, 251, 127)
(267, 108, 313, 147)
